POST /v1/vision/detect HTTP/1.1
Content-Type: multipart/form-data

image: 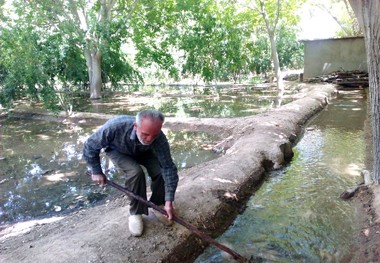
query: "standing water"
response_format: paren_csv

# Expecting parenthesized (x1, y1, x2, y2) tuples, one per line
(0, 120, 217, 224)
(0, 85, 297, 224)
(196, 89, 368, 262)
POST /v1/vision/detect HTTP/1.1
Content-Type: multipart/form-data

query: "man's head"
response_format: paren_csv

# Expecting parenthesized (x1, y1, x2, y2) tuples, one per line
(134, 110, 165, 145)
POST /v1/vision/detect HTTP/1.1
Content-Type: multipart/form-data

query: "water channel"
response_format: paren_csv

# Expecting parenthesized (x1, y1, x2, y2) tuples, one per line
(196, 89, 367, 262)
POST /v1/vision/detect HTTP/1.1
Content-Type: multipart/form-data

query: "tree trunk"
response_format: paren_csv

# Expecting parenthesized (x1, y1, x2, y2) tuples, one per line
(268, 32, 284, 94)
(85, 49, 103, 100)
(258, 0, 284, 94)
(0, 124, 3, 159)
(349, 0, 380, 183)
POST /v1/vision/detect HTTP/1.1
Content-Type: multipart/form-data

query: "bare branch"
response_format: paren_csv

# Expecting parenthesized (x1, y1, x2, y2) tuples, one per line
(258, 0, 274, 34)
(274, 0, 280, 32)
(316, 3, 350, 35)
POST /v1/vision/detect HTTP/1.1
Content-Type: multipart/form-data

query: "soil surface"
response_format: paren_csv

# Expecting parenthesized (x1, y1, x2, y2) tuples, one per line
(1, 83, 380, 263)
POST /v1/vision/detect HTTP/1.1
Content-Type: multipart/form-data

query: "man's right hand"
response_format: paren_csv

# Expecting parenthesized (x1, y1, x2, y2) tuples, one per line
(91, 173, 106, 186)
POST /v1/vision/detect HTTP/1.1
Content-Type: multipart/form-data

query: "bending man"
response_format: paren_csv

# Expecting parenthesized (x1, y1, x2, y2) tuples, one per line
(83, 109, 179, 237)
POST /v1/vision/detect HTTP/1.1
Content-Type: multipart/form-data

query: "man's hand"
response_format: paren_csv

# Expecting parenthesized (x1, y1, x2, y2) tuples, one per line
(91, 173, 106, 186)
(164, 201, 175, 221)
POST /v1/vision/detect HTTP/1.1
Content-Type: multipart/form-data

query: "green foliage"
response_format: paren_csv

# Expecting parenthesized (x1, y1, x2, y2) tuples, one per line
(0, 26, 46, 107)
(0, 0, 146, 110)
(180, 1, 251, 83)
(179, 0, 305, 83)
(130, 0, 181, 80)
(101, 36, 143, 90)
(0, 7, 87, 112)
(102, 48, 143, 90)
(0, 0, 308, 111)
(277, 25, 304, 70)
(246, 26, 304, 75)
(41, 33, 87, 86)
(246, 34, 272, 75)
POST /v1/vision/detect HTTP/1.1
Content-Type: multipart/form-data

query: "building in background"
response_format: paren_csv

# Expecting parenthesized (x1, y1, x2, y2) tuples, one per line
(302, 37, 367, 80)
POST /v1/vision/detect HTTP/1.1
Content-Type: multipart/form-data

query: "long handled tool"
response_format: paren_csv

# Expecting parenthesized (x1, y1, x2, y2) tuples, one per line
(86, 172, 250, 263)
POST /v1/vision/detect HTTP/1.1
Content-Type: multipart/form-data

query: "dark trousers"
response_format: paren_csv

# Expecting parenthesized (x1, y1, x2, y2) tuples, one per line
(106, 150, 165, 215)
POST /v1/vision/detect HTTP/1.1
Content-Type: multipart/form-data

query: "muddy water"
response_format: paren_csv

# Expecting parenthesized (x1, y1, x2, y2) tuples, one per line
(0, 119, 217, 224)
(196, 89, 368, 262)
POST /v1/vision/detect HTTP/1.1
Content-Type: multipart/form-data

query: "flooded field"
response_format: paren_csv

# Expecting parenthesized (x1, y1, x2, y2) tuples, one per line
(67, 84, 295, 118)
(0, 118, 218, 224)
(0, 84, 299, 224)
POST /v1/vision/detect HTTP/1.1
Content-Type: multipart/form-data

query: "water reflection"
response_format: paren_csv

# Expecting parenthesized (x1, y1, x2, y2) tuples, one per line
(0, 118, 218, 224)
(72, 85, 294, 117)
(196, 89, 367, 262)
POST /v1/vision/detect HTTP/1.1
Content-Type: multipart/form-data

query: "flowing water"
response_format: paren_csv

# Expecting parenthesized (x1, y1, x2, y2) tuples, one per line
(196, 89, 368, 262)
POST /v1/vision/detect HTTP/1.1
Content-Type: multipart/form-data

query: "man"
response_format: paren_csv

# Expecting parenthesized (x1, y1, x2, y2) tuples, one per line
(83, 109, 179, 237)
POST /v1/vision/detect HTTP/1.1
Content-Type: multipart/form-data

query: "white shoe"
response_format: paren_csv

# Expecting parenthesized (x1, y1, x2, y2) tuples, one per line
(151, 207, 173, 226)
(129, 215, 143, 237)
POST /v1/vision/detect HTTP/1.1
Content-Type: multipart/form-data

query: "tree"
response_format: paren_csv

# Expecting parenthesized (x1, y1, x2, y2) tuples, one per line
(0, 23, 63, 110)
(239, 0, 304, 93)
(0, 0, 306, 110)
(179, 0, 304, 84)
(3, 0, 181, 102)
(348, 0, 380, 182)
(179, 1, 251, 83)
(13, 0, 138, 100)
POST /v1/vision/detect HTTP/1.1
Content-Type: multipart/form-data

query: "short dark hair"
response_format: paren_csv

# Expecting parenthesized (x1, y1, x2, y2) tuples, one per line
(136, 109, 165, 126)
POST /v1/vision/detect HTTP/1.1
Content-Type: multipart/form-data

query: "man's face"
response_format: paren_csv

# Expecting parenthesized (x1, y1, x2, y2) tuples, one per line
(134, 118, 162, 145)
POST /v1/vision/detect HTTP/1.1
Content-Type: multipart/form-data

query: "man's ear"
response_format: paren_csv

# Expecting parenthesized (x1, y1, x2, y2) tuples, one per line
(133, 122, 137, 129)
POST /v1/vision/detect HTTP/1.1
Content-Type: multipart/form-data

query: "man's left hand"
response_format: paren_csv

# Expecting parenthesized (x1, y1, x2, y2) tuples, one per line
(164, 201, 175, 221)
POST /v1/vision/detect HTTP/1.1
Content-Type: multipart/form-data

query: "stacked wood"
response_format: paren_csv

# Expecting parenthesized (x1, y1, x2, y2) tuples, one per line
(307, 70, 369, 88)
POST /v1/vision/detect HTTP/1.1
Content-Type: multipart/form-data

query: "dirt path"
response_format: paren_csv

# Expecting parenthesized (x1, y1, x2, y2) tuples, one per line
(1, 83, 380, 263)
